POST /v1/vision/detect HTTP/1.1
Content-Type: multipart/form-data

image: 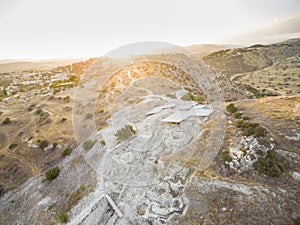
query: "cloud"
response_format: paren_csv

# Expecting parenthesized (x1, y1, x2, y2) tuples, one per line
(223, 16, 300, 45)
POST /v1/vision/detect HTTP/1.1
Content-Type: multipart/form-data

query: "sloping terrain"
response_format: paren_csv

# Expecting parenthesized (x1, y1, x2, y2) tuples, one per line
(0, 39, 299, 224)
(203, 38, 300, 98)
(234, 56, 300, 96)
(203, 38, 300, 76)
(0, 59, 95, 193)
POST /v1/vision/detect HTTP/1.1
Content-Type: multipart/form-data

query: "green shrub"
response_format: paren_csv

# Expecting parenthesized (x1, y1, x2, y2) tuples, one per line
(240, 147, 248, 157)
(85, 113, 93, 120)
(246, 86, 265, 98)
(100, 140, 106, 146)
(2, 88, 7, 96)
(253, 151, 284, 177)
(27, 104, 35, 111)
(82, 139, 96, 150)
(45, 166, 60, 181)
(226, 103, 238, 114)
(166, 93, 176, 99)
(115, 124, 136, 141)
(58, 212, 68, 223)
(39, 140, 49, 150)
(61, 117, 67, 123)
(189, 93, 205, 103)
(253, 126, 267, 137)
(35, 108, 44, 116)
(234, 112, 243, 119)
(240, 122, 266, 137)
(52, 143, 58, 149)
(222, 151, 232, 162)
(9, 143, 18, 150)
(236, 119, 244, 128)
(62, 147, 72, 157)
(2, 117, 11, 125)
(181, 92, 205, 103)
(243, 127, 256, 136)
(63, 96, 70, 101)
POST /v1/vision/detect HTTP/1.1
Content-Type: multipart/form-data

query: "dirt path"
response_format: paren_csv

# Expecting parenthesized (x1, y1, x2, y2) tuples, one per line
(0, 97, 58, 176)
(230, 72, 245, 82)
(0, 115, 39, 175)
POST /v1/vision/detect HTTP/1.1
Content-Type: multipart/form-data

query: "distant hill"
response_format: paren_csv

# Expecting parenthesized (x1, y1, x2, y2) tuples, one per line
(203, 38, 300, 76)
(185, 44, 241, 58)
(0, 58, 86, 73)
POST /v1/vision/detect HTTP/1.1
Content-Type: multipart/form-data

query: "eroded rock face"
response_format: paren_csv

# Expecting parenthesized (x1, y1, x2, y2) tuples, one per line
(227, 136, 272, 172)
(75, 165, 192, 225)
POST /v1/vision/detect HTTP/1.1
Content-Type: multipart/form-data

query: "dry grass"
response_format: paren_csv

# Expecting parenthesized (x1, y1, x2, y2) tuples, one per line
(235, 57, 300, 96)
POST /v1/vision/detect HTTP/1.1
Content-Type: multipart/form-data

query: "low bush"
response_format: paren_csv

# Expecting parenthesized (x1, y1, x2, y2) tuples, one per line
(35, 108, 44, 116)
(61, 117, 67, 123)
(189, 93, 205, 103)
(240, 122, 266, 137)
(235, 120, 267, 137)
(242, 116, 250, 120)
(38, 139, 49, 150)
(253, 151, 284, 177)
(166, 93, 176, 99)
(253, 126, 267, 137)
(63, 96, 70, 101)
(115, 124, 136, 141)
(234, 112, 243, 119)
(2, 117, 11, 125)
(52, 142, 58, 149)
(82, 139, 96, 150)
(100, 140, 106, 146)
(226, 103, 238, 114)
(236, 119, 244, 128)
(62, 147, 72, 157)
(9, 143, 18, 150)
(222, 151, 232, 162)
(181, 92, 205, 103)
(45, 166, 60, 181)
(27, 104, 35, 111)
(58, 212, 68, 223)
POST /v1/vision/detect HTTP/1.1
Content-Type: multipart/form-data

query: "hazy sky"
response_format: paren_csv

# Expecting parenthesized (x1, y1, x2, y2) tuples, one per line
(0, 0, 299, 59)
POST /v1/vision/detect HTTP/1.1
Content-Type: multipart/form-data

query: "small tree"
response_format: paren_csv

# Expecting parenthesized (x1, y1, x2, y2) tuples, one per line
(45, 166, 60, 181)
